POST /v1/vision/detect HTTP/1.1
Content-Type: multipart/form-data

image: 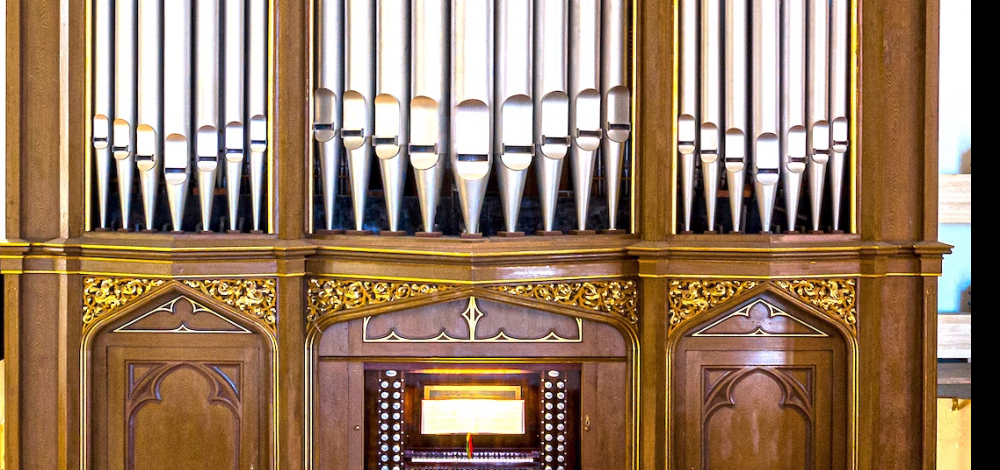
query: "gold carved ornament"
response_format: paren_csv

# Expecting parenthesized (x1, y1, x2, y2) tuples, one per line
(489, 280, 639, 324)
(182, 279, 278, 327)
(668, 279, 857, 335)
(775, 279, 857, 333)
(83, 277, 167, 326)
(83, 277, 277, 333)
(668, 280, 760, 333)
(307, 278, 453, 323)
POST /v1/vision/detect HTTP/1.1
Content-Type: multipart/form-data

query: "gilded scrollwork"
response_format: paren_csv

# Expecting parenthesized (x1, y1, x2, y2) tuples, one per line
(307, 278, 453, 323)
(83, 277, 277, 334)
(668, 278, 858, 335)
(489, 280, 639, 324)
(668, 280, 760, 332)
(182, 279, 278, 327)
(775, 279, 857, 332)
(83, 277, 167, 328)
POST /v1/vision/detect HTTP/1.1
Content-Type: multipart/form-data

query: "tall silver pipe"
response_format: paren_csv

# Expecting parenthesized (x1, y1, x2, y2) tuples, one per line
(195, 0, 222, 232)
(569, 0, 600, 232)
(723, 0, 747, 232)
(807, 0, 830, 231)
(451, 0, 493, 235)
(829, 0, 850, 231)
(495, 0, 533, 234)
(163, 0, 192, 231)
(752, 0, 780, 233)
(601, 0, 630, 231)
(344, 0, 376, 231)
(677, 0, 697, 232)
(316, 0, 345, 231)
(534, 0, 570, 233)
(114, 0, 138, 229)
(410, 0, 449, 234)
(699, 0, 721, 231)
(224, 0, 246, 231)
(136, 0, 163, 231)
(248, 0, 268, 231)
(601, 0, 632, 231)
(781, 0, 807, 232)
(375, 0, 411, 233)
(93, 0, 114, 229)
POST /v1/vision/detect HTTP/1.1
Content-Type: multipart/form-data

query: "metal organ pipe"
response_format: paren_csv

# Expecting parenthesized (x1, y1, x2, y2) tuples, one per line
(451, 0, 493, 236)
(248, 0, 269, 232)
(410, 0, 449, 235)
(114, 0, 138, 230)
(751, 0, 780, 233)
(93, 0, 114, 229)
(677, 0, 698, 232)
(723, 0, 747, 233)
(375, 0, 412, 233)
(315, 0, 345, 232)
(136, 0, 163, 232)
(162, 0, 193, 232)
(344, 0, 376, 232)
(534, 0, 570, 234)
(224, 0, 247, 232)
(699, 0, 721, 232)
(807, 0, 830, 232)
(781, 0, 807, 233)
(829, 0, 850, 232)
(495, 0, 533, 234)
(569, 0, 601, 232)
(601, 0, 630, 232)
(195, 0, 222, 232)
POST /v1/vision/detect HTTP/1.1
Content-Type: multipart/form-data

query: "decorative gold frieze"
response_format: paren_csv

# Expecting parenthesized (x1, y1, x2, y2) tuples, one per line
(669, 279, 858, 335)
(83, 277, 167, 327)
(307, 279, 452, 323)
(182, 279, 278, 327)
(83, 277, 277, 333)
(775, 279, 857, 332)
(489, 280, 639, 324)
(668, 280, 760, 332)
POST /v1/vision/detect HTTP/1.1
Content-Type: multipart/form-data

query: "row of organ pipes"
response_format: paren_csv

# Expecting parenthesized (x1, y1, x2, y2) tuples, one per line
(92, 0, 269, 232)
(314, 0, 632, 236)
(678, 0, 851, 234)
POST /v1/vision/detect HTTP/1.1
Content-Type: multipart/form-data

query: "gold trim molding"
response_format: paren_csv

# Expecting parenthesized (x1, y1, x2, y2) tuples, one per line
(307, 278, 453, 323)
(489, 280, 639, 324)
(83, 277, 277, 333)
(668, 279, 857, 335)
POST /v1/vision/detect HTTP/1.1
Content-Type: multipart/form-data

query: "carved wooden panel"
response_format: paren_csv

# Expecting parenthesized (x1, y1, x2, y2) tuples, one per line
(90, 290, 269, 470)
(673, 293, 848, 470)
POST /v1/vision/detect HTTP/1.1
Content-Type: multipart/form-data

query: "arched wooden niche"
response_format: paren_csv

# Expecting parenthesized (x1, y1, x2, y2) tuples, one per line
(85, 283, 275, 470)
(670, 286, 854, 470)
(307, 289, 637, 470)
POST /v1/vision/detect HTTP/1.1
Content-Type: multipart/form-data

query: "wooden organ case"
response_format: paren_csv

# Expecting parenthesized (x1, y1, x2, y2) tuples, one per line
(2, 1, 947, 470)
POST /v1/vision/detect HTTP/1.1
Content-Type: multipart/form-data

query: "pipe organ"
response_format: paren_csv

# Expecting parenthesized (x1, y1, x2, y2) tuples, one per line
(677, 0, 852, 234)
(3, 0, 948, 469)
(311, 0, 633, 236)
(91, 0, 270, 233)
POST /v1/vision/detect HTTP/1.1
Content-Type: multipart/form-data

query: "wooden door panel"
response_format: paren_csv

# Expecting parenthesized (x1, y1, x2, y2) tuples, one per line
(105, 346, 261, 470)
(673, 295, 848, 470)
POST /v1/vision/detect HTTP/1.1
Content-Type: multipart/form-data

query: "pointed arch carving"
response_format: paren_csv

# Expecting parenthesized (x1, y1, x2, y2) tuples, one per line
(668, 278, 857, 337)
(82, 277, 277, 336)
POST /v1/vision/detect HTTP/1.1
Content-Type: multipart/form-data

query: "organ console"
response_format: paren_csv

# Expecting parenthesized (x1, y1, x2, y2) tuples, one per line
(365, 366, 580, 470)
